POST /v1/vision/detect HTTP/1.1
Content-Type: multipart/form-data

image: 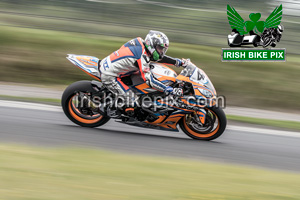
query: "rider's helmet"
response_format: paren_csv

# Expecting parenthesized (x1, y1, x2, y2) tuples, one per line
(144, 30, 169, 61)
(277, 25, 284, 34)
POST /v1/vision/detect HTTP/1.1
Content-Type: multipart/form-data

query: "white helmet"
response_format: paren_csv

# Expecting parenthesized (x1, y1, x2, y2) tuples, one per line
(145, 30, 169, 61)
(277, 24, 284, 34)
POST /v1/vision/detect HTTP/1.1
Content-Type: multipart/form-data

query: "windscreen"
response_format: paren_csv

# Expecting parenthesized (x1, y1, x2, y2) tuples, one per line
(180, 63, 216, 94)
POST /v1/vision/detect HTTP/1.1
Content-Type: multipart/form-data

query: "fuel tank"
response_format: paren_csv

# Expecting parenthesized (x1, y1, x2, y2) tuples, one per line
(131, 63, 178, 94)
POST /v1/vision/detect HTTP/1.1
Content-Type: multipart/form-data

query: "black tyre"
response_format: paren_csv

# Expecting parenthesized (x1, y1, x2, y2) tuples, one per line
(179, 107, 227, 141)
(61, 80, 110, 127)
(253, 37, 259, 47)
(263, 38, 272, 48)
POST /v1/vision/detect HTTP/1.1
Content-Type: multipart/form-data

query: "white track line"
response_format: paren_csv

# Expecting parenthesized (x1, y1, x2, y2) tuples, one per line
(227, 125, 300, 138)
(0, 100, 299, 138)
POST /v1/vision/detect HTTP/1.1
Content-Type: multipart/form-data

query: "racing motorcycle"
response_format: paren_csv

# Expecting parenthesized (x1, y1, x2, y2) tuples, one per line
(62, 54, 227, 141)
(260, 25, 284, 48)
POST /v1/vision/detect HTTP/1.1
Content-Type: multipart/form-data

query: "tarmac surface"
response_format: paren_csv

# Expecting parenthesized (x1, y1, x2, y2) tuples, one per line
(1, 101, 299, 172)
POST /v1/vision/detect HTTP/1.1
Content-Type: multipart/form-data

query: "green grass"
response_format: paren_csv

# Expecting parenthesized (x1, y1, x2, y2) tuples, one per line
(228, 115, 300, 131)
(0, 95, 60, 105)
(0, 144, 300, 200)
(0, 25, 300, 111)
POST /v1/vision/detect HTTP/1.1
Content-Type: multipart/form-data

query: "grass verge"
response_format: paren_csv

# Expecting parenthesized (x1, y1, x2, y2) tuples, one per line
(228, 115, 300, 132)
(1, 26, 300, 110)
(0, 144, 300, 200)
(0, 95, 60, 105)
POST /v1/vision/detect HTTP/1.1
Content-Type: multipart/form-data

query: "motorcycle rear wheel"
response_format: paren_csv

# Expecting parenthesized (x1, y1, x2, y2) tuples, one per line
(180, 107, 227, 141)
(61, 81, 110, 127)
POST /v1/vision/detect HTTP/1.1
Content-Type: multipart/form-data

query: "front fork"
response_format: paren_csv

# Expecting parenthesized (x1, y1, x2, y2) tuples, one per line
(192, 109, 206, 125)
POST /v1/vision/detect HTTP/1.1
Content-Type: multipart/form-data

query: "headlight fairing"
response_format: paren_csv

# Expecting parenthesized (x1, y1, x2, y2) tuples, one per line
(198, 88, 213, 98)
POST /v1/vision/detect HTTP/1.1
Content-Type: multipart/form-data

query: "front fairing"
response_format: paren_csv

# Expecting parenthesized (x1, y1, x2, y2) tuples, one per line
(177, 63, 217, 107)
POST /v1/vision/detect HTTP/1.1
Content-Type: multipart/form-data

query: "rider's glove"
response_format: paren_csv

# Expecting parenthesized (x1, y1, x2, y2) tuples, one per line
(164, 86, 183, 97)
(175, 59, 182, 67)
(181, 58, 190, 68)
(175, 58, 190, 68)
(164, 86, 173, 95)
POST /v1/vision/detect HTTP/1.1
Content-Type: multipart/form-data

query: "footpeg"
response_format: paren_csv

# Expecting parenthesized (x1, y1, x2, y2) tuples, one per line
(125, 107, 135, 117)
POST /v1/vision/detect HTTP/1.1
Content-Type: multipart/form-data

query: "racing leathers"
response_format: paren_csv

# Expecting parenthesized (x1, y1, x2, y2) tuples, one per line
(99, 37, 182, 107)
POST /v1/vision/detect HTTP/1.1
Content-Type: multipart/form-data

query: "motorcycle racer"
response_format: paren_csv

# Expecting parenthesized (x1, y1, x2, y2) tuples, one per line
(99, 30, 189, 114)
(261, 24, 284, 47)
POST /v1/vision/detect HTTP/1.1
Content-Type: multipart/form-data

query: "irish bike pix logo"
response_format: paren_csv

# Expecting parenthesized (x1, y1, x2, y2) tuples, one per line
(222, 4, 286, 62)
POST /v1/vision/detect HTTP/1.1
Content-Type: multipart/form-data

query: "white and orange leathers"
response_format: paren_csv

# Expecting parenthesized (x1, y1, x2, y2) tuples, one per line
(99, 37, 171, 103)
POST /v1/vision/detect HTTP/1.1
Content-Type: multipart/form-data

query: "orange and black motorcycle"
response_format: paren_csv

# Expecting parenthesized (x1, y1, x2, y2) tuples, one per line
(62, 54, 227, 141)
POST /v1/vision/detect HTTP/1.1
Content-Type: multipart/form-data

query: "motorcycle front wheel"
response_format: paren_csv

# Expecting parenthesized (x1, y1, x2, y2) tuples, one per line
(179, 107, 227, 141)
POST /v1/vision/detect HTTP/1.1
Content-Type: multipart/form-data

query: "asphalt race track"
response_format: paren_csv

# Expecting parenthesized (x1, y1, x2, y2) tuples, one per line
(0, 101, 300, 172)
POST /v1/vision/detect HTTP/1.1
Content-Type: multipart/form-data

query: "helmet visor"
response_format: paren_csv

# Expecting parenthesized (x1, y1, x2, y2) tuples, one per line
(156, 44, 168, 58)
